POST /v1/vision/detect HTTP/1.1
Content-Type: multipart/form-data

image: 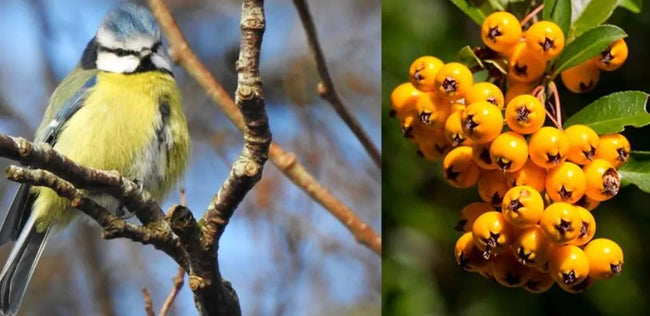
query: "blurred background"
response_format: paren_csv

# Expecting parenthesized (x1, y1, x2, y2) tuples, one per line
(0, 0, 381, 315)
(383, 1, 650, 315)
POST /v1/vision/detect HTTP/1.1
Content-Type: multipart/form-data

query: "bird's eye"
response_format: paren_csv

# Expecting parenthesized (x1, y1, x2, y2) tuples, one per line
(152, 42, 162, 52)
(115, 48, 127, 57)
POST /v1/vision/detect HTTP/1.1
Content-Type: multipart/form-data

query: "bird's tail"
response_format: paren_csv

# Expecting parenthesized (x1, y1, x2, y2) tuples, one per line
(0, 215, 51, 316)
(0, 184, 33, 245)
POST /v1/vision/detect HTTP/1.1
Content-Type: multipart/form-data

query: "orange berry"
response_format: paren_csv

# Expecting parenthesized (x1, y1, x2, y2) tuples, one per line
(569, 206, 596, 246)
(409, 56, 444, 91)
(481, 11, 523, 53)
(528, 127, 569, 168)
(455, 232, 490, 272)
(456, 202, 496, 232)
(461, 101, 504, 144)
(471, 142, 498, 170)
(583, 159, 620, 201)
(548, 245, 590, 287)
(505, 94, 545, 134)
(415, 93, 451, 128)
(525, 20, 565, 60)
(444, 110, 474, 147)
(492, 251, 531, 288)
(465, 82, 505, 109)
(596, 133, 630, 168)
(512, 225, 552, 267)
(490, 131, 529, 172)
(434, 62, 474, 100)
(472, 211, 515, 259)
(561, 60, 600, 93)
(442, 146, 481, 188)
(523, 269, 554, 293)
(592, 38, 628, 71)
(390, 82, 419, 120)
(565, 124, 600, 165)
(502, 185, 544, 228)
(583, 238, 624, 280)
(508, 42, 546, 83)
(540, 202, 581, 244)
(545, 161, 587, 204)
(477, 170, 511, 209)
(506, 159, 547, 192)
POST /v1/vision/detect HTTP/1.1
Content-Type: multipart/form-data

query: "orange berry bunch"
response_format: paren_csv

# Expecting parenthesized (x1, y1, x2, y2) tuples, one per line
(390, 11, 631, 294)
(561, 39, 628, 93)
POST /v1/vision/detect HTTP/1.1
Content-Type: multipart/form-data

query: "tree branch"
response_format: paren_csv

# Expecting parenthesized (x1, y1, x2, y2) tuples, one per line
(147, 0, 381, 256)
(159, 267, 185, 316)
(142, 288, 155, 316)
(4, 165, 189, 270)
(0, 134, 163, 224)
(291, 0, 381, 167)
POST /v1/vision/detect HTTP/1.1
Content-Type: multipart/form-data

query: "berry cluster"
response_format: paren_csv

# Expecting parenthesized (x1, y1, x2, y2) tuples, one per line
(389, 11, 629, 293)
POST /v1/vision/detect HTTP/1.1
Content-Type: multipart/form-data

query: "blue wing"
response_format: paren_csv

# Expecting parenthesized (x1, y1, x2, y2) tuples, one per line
(0, 75, 97, 244)
(38, 75, 97, 144)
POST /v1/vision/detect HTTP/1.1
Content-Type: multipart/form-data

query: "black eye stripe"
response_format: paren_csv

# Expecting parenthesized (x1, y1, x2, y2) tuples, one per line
(99, 46, 138, 57)
(152, 41, 162, 52)
(98, 41, 162, 57)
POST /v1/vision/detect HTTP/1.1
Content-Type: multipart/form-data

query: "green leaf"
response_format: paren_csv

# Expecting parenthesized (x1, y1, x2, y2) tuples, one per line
(564, 91, 650, 134)
(483, 59, 507, 75)
(543, 0, 571, 37)
(570, 0, 618, 38)
(458, 45, 484, 69)
(619, 0, 643, 13)
(449, 0, 492, 25)
(552, 25, 626, 77)
(619, 151, 650, 193)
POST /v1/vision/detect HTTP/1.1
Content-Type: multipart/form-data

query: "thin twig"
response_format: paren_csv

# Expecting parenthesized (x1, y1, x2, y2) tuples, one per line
(521, 4, 544, 27)
(291, 0, 380, 167)
(549, 81, 562, 128)
(159, 267, 185, 316)
(142, 288, 155, 316)
(147, 0, 381, 255)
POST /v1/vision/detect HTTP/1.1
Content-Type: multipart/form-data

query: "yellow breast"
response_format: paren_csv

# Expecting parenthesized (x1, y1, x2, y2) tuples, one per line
(32, 71, 189, 229)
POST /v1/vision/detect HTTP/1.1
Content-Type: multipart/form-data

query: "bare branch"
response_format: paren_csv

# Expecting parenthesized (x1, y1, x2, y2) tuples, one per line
(142, 288, 155, 316)
(0, 134, 164, 224)
(4, 166, 189, 269)
(147, 0, 381, 256)
(159, 267, 185, 316)
(292, 0, 381, 167)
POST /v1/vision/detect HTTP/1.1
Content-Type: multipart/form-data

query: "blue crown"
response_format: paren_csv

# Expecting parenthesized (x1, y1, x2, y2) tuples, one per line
(100, 3, 161, 41)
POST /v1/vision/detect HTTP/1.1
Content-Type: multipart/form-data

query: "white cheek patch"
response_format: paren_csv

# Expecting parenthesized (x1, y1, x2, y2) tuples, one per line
(96, 51, 140, 73)
(151, 53, 172, 72)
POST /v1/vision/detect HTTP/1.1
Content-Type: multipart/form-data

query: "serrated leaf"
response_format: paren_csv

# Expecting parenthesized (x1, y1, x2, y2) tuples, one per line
(619, 151, 650, 193)
(449, 0, 492, 25)
(619, 0, 643, 13)
(552, 25, 626, 76)
(543, 0, 571, 37)
(564, 91, 650, 134)
(458, 45, 484, 69)
(570, 0, 618, 38)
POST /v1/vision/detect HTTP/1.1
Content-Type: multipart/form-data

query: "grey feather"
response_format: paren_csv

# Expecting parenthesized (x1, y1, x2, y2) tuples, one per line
(0, 216, 51, 315)
(0, 75, 95, 247)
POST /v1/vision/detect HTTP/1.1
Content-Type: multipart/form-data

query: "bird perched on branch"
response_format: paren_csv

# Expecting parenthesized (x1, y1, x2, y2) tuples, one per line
(0, 3, 190, 314)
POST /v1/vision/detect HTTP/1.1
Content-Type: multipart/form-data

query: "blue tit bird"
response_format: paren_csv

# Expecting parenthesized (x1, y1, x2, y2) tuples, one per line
(0, 3, 190, 314)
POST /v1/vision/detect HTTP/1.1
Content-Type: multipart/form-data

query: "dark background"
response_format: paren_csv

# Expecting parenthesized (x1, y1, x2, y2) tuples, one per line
(383, 1, 650, 315)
